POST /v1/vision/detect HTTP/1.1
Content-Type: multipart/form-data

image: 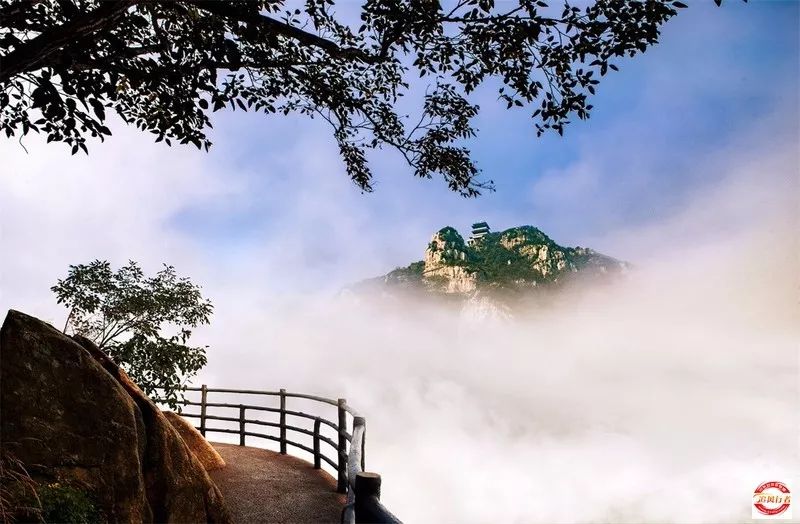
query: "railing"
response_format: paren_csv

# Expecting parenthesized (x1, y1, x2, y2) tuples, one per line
(158, 385, 400, 524)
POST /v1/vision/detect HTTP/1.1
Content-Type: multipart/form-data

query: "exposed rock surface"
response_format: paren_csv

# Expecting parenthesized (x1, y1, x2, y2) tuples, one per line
(422, 227, 478, 293)
(164, 412, 226, 472)
(0, 310, 230, 523)
(1, 311, 150, 523)
(348, 223, 629, 317)
(377, 224, 626, 294)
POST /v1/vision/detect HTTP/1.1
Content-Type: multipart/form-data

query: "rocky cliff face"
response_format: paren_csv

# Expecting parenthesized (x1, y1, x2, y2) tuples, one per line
(0, 310, 230, 524)
(346, 224, 628, 319)
(376, 224, 627, 297)
(423, 227, 478, 293)
(164, 411, 227, 472)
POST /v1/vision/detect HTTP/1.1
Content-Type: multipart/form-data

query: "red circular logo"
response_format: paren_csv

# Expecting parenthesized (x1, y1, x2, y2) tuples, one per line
(753, 481, 791, 516)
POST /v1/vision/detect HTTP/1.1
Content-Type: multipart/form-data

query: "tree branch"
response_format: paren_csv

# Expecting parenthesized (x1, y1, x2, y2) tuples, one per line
(0, 0, 138, 83)
(0, 0, 44, 27)
(62, 307, 74, 334)
(186, 0, 379, 63)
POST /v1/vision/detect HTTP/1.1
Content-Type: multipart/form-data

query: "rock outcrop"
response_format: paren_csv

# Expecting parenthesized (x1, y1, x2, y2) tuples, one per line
(0, 310, 230, 523)
(381, 224, 627, 294)
(164, 412, 226, 472)
(422, 227, 478, 293)
(351, 224, 629, 315)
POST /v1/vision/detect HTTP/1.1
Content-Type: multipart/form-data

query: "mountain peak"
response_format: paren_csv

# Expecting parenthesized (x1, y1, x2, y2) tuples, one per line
(365, 223, 627, 299)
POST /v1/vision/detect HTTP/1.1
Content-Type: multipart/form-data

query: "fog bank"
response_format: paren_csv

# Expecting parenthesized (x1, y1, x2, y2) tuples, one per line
(196, 146, 799, 523)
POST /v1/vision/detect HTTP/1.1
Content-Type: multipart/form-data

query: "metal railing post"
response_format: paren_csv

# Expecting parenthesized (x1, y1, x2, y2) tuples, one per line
(337, 398, 348, 494)
(239, 404, 246, 446)
(279, 388, 287, 454)
(313, 417, 321, 469)
(199, 384, 208, 437)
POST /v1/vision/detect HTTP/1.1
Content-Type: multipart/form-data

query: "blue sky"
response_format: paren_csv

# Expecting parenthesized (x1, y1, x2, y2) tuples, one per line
(2, 0, 798, 304)
(2, 5, 797, 519)
(163, 0, 798, 279)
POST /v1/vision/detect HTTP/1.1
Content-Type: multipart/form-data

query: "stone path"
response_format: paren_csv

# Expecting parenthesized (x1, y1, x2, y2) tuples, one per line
(210, 443, 346, 524)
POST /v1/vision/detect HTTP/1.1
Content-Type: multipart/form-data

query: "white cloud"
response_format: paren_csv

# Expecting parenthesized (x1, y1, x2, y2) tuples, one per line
(0, 128, 236, 323)
(0, 6, 797, 521)
(192, 185, 798, 522)
(187, 131, 796, 522)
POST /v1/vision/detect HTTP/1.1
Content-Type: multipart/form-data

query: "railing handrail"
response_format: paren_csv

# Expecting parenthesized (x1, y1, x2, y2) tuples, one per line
(156, 385, 399, 523)
(178, 386, 362, 416)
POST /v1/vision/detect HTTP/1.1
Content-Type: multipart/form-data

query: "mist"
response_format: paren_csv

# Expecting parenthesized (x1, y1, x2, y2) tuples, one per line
(0, 10, 796, 518)
(191, 142, 799, 523)
(1, 121, 795, 524)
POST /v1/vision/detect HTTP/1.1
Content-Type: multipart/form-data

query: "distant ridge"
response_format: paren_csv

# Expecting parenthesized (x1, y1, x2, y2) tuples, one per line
(354, 223, 628, 299)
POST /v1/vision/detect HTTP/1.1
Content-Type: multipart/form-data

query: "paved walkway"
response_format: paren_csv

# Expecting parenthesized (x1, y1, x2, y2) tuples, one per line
(210, 443, 346, 523)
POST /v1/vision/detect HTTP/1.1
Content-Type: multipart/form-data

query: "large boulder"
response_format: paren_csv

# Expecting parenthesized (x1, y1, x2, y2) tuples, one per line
(0, 310, 230, 523)
(163, 412, 226, 472)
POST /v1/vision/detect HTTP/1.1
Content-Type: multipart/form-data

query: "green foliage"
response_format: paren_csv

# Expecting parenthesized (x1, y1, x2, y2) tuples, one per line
(469, 233, 531, 282)
(430, 227, 474, 267)
(375, 224, 626, 300)
(406, 260, 425, 275)
(38, 483, 101, 524)
(444, 225, 622, 286)
(51, 260, 213, 408)
(385, 260, 425, 284)
(0, 0, 694, 195)
(464, 228, 553, 283)
(1, 454, 103, 524)
(436, 227, 467, 248)
(501, 225, 551, 245)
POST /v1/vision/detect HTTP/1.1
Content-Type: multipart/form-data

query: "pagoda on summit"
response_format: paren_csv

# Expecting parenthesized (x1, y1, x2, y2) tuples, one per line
(469, 221, 490, 245)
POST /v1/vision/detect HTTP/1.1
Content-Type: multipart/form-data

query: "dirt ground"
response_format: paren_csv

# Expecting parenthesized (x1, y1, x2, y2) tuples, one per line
(209, 442, 346, 524)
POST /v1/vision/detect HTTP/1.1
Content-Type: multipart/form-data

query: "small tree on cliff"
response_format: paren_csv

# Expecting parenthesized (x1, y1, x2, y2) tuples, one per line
(51, 260, 213, 408)
(0, 0, 706, 195)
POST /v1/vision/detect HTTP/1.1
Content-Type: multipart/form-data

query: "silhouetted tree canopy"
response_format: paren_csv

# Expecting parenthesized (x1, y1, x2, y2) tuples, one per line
(1, 0, 708, 195)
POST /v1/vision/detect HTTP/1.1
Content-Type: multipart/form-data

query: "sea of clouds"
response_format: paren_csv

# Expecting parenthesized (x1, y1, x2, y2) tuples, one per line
(1, 100, 797, 524)
(191, 145, 798, 523)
